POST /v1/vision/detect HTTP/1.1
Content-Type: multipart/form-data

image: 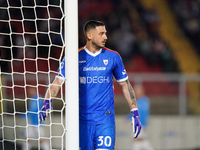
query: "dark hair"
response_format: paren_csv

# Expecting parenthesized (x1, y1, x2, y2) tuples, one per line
(83, 20, 105, 37)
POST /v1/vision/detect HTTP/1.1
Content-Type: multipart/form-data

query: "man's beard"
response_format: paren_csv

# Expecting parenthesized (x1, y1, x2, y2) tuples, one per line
(91, 40, 104, 50)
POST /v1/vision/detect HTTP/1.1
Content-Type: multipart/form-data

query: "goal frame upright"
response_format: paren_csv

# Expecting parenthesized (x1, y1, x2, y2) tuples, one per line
(65, 0, 79, 149)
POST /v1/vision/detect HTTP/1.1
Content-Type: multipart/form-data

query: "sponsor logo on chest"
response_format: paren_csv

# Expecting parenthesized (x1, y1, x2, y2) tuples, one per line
(83, 59, 109, 71)
(80, 76, 110, 84)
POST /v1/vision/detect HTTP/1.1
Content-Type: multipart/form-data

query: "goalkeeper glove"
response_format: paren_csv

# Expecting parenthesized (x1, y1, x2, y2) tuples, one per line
(131, 108, 142, 138)
(39, 99, 52, 122)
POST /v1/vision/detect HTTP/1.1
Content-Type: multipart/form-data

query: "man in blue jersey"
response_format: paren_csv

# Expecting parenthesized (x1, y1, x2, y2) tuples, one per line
(21, 86, 50, 150)
(39, 20, 141, 150)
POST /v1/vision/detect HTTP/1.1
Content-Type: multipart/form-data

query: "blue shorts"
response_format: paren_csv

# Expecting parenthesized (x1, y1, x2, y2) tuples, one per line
(79, 123, 116, 150)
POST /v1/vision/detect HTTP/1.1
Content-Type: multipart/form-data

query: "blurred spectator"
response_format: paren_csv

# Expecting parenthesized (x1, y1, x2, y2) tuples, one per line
(133, 85, 153, 150)
(132, 85, 154, 150)
(21, 86, 50, 150)
(126, 85, 154, 150)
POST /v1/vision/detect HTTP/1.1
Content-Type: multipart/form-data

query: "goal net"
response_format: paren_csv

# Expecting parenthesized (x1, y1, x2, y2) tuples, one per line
(0, 0, 67, 149)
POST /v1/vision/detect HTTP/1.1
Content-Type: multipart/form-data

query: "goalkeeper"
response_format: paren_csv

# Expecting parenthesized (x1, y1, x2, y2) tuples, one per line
(39, 20, 141, 150)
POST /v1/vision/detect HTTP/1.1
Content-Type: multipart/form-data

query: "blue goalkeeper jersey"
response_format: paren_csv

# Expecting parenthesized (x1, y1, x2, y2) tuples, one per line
(56, 47, 128, 124)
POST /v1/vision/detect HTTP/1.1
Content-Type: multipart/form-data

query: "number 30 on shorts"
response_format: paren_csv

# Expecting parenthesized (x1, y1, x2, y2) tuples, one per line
(98, 136, 112, 147)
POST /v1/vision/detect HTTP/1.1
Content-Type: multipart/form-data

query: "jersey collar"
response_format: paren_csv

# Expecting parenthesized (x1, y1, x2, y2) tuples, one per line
(84, 46, 102, 57)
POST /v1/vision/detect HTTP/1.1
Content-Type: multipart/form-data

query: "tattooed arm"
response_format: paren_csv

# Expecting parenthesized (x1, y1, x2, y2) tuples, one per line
(45, 77, 64, 99)
(119, 79, 137, 109)
(39, 77, 64, 122)
(119, 79, 142, 138)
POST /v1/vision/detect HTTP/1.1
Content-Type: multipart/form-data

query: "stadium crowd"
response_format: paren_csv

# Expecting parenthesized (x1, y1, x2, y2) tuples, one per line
(0, 0, 182, 73)
(167, 0, 200, 56)
(79, 0, 180, 73)
(0, 0, 63, 72)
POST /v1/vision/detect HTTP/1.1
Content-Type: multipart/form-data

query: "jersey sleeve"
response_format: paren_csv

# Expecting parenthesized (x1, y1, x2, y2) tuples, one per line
(113, 54, 128, 82)
(55, 57, 65, 80)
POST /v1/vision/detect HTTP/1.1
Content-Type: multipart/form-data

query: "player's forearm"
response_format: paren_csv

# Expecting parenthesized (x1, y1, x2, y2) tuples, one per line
(45, 85, 60, 99)
(120, 80, 137, 109)
(45, 78, 63, 99)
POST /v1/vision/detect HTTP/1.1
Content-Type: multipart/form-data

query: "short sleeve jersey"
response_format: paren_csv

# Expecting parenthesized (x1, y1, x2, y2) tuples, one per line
(56, 47, 128, 124)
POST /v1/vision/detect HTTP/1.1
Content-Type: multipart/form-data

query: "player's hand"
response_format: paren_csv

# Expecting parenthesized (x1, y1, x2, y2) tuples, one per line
(39, 99, 52, 122)
(131, 108, 142, 138)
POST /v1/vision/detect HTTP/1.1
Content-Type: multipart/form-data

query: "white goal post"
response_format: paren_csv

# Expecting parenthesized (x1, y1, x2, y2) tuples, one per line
(65, 0, 79, 150)
(0, 0, 79, 149)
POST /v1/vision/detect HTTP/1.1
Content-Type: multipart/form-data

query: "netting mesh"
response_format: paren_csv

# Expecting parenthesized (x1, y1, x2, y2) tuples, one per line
(0, 0, 65, 149)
